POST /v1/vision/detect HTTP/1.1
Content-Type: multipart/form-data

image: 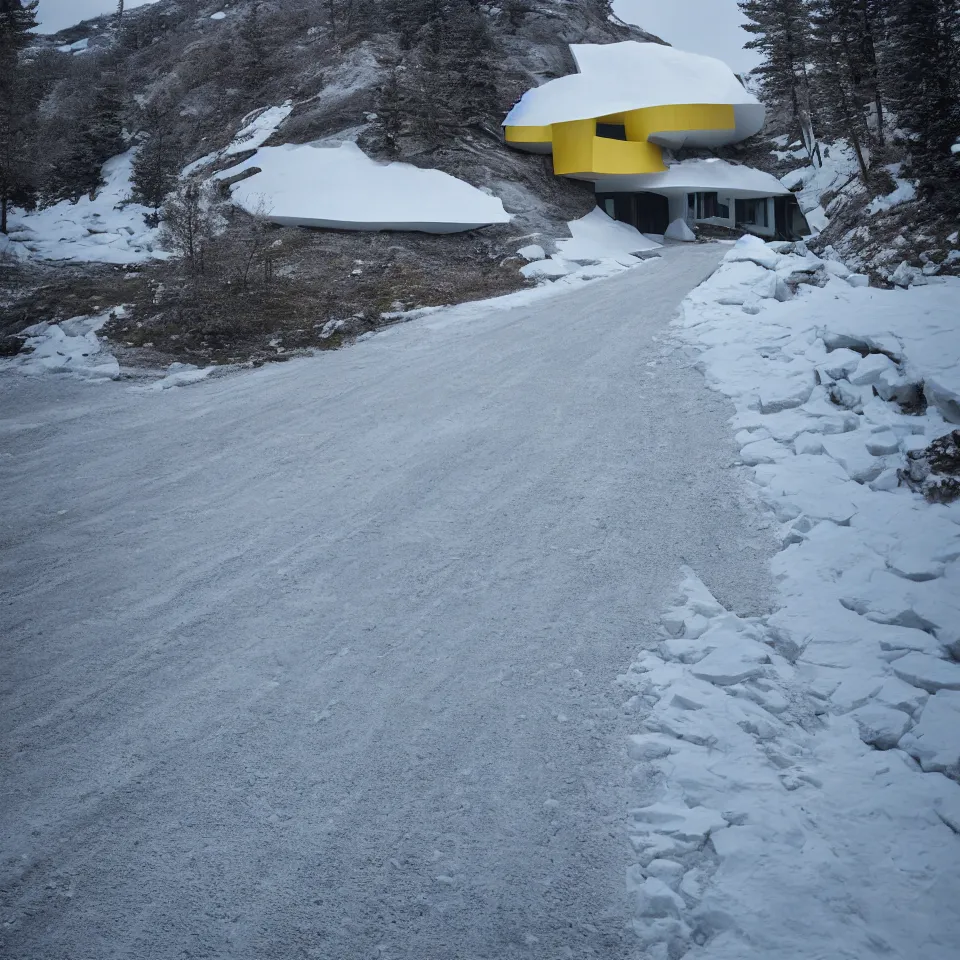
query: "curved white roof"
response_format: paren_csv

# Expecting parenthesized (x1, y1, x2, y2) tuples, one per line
(504, 41, 764, 141)
(592, 158, 792, 198)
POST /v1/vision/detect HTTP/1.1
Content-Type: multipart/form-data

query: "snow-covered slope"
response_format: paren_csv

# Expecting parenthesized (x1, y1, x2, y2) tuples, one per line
(3, 150, 164, 265)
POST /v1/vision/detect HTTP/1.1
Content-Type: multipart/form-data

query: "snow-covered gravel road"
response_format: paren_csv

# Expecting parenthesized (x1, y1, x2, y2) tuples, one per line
(1, 245, 776, 959)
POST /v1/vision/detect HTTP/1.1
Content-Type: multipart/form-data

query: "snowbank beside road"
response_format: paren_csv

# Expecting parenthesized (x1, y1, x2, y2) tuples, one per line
(1, 312, 121, 380)
(219, 141, 511, 234)
(622, 233, 960, 958)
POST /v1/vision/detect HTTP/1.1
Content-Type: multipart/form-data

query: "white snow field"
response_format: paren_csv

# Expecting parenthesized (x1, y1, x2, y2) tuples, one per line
(618, 235, 959, 958)
(504, 41, 764, 144)
(1, 246, 782, 960)
(219, 141, 511, 233)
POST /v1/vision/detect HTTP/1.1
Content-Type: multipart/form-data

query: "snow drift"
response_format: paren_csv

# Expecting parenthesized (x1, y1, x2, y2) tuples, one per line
(219, 141, 511, 234)
(555, 208, 661, 262)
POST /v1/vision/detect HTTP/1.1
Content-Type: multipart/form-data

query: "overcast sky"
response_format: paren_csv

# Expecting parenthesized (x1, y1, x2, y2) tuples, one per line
(612, 0, 761, 74)
(33, 0, 160, 34)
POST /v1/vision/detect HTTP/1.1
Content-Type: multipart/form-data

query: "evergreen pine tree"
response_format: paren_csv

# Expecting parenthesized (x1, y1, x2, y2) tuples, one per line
(0, 0, 40, 233)
(236, 3, 269, 90)
(130, 101, 180, 212)
(91, 71, 126, 160)
(808, 0, 875, 183)
(444, 0, 498, 129)
(375, 69, 405, 158)
(884, 0, 960, 211)
(739, 0, 822, 164)
(0, 0, 37, 50)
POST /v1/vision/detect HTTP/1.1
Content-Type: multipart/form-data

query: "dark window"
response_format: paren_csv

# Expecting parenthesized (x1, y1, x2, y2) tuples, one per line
(736, 198, 769, 227)
(596, 123, 627, 141)
(595, 192, 669, 234)
(688, 192, 722, 220)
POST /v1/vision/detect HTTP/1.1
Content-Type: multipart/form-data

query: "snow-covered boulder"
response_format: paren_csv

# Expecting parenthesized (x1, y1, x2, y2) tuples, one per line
(723, 235, 779, 270)
(664, 219, 696, 242)
(1, 312, 120, 380)
(892, 653, 960, 694)
(890, 261, 927, 288)
(849, 353, 898, 387)
(518, 244, 546, 262)
(851, 704, 912, 750)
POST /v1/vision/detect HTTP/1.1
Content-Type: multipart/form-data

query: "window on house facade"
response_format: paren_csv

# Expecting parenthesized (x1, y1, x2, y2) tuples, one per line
(735, 198, 769, 228)
(686, 192, 722, 220)
(596, 122, 627, 140)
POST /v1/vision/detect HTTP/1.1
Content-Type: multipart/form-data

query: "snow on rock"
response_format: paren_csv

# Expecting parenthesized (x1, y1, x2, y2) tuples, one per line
(851, 703, 913, 749)
(781, 138, 859, 235)
(517, 244, 545, 262)
(1, 311, 121, 380)
(219, 141, 511, 233)
(144, 363, 218, 391)
(520, 258, 572, 280)
(183, 102, 294, 176)
(868, 173, 918, 216)
(57, 38, 90, 54)
(892, 653, 960, 694)
(0, 232, 28, 261)
(555, 208, 660, 263)
(723, 234, 779, 270)
(849, 352, 897, 386)
(4, 150, 164, 265)
(664, 218, 695, 242)
(210, 10, 227, 19)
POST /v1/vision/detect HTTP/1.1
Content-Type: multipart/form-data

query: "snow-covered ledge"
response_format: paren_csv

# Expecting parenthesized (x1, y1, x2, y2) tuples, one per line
(218, 142, 511, 234)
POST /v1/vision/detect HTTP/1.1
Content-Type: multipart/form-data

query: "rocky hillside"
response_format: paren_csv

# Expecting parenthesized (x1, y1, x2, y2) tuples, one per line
(1, 0, 665, 365)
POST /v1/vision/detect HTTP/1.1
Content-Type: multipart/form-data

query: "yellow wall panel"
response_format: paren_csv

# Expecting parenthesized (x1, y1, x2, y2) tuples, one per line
(505, 104, 735, 179)
(504, 124, 554, 145)
(551, 119, 597, 175)
(624, 104, 735, 142)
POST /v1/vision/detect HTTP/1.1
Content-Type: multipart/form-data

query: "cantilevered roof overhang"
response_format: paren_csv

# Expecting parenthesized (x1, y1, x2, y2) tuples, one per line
(504, 42, 765, 152)
(592, 158, 793, 198)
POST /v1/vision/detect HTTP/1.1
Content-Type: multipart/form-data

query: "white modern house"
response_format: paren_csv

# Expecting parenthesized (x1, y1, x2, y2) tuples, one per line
(504, 41, 808, 240)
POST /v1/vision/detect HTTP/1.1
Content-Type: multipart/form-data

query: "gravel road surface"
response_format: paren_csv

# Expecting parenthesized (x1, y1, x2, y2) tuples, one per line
(1, 244, 774, 959)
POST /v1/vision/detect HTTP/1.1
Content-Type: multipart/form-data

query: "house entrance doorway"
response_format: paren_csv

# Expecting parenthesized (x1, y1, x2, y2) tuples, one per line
(595, 191, 670, 235)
